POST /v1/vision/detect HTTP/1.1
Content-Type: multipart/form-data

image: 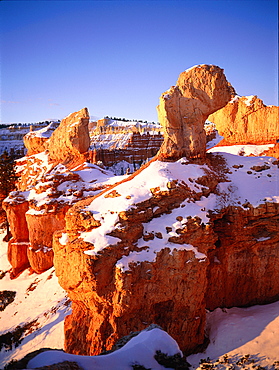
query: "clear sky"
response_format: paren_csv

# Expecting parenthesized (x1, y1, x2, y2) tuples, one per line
(0, 0, 278, 124)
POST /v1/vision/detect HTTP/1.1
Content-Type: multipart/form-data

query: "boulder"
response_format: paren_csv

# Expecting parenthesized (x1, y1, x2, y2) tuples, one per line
(208, 95, 279, 145)
(157, 64, 235, 160)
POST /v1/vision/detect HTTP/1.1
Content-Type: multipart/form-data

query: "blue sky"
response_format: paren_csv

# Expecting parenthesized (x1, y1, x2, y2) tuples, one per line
(0, 0, 278, 123)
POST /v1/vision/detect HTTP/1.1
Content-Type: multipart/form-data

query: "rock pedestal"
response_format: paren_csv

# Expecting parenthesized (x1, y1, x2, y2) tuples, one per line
(157, 64, 235, 160)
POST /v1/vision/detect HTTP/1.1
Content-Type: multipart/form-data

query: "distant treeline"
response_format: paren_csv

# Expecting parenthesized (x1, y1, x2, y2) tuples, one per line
(104, 116, 158, 125)
(0, 120, 60, 129)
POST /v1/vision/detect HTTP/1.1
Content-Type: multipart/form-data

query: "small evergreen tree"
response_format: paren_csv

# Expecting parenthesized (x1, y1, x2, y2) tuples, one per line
(0, 151, 18, 239)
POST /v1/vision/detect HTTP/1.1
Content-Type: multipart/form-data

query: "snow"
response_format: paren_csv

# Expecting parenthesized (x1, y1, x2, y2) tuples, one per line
(80, 151, 278, 261)
(188, 302, 279, 368)
(244, 95, 255, 106)
(229, 95, 241, 103)
(59, 232, 69, 245)
(208, 144, 275, 156)
(214, 153, 278, 208)
(26, 122, 57, 139)
(104, 119, 161, 130)
(185, 64, 209, 73)
(206, 131, 224, 149)
(27, 328, 182, 370)
(115, 195, 215, 272)
(11, 156, 121, 212)
(81, 158, 212, 255)
(90, 133, 133, 150)
(0, 232, 69, 368)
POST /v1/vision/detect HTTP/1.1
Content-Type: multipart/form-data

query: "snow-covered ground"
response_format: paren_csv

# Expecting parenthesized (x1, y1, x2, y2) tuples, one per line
(0, 231, 69, 368)
(208, 143, 275, 156)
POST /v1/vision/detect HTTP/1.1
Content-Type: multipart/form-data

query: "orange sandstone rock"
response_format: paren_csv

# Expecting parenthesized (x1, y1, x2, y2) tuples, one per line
(48, 108, 90, 167)
(208, 95, 279, 145)
(157, 64, 235, 160)
(23, 122, 58, 156)
(2, 197, 30, 277)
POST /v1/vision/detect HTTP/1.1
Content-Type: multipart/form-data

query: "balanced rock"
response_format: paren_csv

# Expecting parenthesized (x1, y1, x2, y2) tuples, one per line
(157, 64, 235, 160)
(208, 95, 279, 145)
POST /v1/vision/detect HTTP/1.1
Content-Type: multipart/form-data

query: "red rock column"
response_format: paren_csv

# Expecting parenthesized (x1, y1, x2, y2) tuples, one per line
(3, 198, 30, 278)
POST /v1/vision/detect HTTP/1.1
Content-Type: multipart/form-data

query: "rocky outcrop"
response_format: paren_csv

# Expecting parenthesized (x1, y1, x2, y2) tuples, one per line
(23, 122, 58, 156)
(52, 150, 279, 356)
(206, 202, 279, 310)
(48, 108, 90, 167)
(2, 108, 117, 276)
(23, 108, 90, 168)
(3, 66, 279, 358)
(2, 196, 30, 278)
(157, 64, 235, 160)
(208, 95, 279, 145)
(53, 161, 219, 356)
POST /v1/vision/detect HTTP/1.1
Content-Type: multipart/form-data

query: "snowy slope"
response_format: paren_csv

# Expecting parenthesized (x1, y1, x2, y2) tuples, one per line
(0, 231, 69, 368)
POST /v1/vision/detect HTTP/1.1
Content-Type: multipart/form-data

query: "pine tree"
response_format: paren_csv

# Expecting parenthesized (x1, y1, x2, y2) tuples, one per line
(0, 151, 18, 239)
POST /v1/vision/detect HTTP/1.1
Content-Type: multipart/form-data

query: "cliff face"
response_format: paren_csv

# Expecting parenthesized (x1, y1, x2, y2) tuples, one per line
(208, 95, 279, 146)
(53, 158, 220, 355)
(157, 64, 235, 160)
(53, 152, 279, 355)
(88, 132, 163, 167)
(206, 202, 279, 310)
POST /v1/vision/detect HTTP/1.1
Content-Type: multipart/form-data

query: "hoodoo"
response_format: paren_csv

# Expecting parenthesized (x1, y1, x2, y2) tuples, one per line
(157, 64, 235, 160)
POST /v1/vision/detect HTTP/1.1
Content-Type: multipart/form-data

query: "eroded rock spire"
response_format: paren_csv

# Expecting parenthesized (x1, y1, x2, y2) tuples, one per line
(157, 64, 235, 160)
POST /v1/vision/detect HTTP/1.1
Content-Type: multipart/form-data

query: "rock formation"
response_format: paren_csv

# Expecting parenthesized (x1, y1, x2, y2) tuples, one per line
(157, 64, 235, 160)
(88, 132, 163, 167)
(23, 122, 58, 156)
(53, 153, 279, 356)
(2, 108, 117, 276)
(208, 95, 279, 145)
(48, 108, 90, 167)
(23, 108, 90, 168)
(3, 196, 30, 278)
(2, 65, 279, 358)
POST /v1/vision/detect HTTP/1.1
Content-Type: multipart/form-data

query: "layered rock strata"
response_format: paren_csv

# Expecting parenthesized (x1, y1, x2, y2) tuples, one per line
(208, 95, 279, 145)
(53, 158, 220, 356)
(157, 64, 235, 160)
(3, 108, 117, 276)
(53, 152, 279, 356)
(206, 202, 279, 309)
